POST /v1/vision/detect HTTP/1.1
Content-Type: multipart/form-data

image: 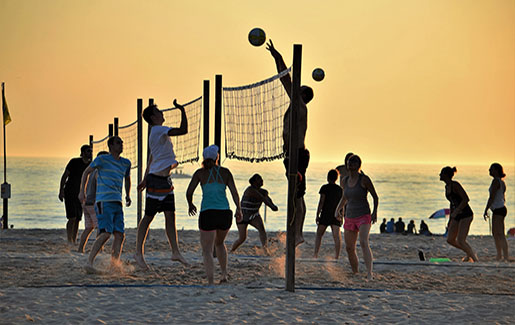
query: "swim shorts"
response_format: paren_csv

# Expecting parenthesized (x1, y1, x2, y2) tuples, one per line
(96, 201, 124, 234)
(199, 209, 232, 231)
(343, 214, 371, 232)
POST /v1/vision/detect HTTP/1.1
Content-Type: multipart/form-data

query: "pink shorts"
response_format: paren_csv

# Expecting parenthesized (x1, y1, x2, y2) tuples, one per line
(83, 205, 98, 229)
(343, 214, 371, 232)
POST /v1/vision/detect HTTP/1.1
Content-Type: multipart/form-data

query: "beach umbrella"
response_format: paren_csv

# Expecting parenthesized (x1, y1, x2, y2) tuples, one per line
(429, 208, 450, 219)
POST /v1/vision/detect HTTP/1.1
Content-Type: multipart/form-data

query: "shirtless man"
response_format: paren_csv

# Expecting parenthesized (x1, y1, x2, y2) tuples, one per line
(267, 40, 313, 246)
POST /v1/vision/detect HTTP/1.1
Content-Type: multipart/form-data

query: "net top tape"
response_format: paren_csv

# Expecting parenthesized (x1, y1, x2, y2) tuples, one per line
(222, 67, 291, 91)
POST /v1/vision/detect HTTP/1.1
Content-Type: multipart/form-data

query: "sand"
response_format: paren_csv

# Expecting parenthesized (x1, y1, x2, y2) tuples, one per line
(1, 228, 514, 323)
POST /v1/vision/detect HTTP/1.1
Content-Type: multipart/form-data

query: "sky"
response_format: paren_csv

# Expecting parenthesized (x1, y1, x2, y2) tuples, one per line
(0, 0, 513, 166)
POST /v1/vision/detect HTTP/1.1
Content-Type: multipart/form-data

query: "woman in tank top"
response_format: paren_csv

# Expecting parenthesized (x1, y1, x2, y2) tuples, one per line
(230, 174, 278, 254)
(440, 166, 478, 262)
(186, 145, 242, 285)
(483, 163, 509, 261)
(335, 155, 379, 280)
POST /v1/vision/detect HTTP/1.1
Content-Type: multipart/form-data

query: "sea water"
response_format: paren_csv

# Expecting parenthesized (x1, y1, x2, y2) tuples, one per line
(1, 157, 513, 235)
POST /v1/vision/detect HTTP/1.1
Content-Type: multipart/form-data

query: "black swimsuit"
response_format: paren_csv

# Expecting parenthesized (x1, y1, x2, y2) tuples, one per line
(446, 182, 473, 221)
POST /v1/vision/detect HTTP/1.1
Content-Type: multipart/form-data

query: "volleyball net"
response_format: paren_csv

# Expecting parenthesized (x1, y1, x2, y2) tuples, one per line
(118, 120, 138, 166)
(91, 135, 109, 158)
(162, 96, 202, 164)
(222, 68, 291, 162)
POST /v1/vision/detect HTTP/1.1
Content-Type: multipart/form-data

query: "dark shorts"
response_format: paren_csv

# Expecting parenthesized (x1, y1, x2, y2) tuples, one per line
(64, 195, 82, 220)
(318, 213, 342, 227)
(145, 194, 175, 217)
(452, 206, 473, 221)
(199, 209, 232, 231)
(492, 206, 507, 217)
(237, 213, 260, 225)
(283, 148, 310, 198)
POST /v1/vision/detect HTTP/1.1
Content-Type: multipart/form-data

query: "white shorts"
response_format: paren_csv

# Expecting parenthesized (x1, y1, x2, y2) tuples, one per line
(83, 205, 98, 229)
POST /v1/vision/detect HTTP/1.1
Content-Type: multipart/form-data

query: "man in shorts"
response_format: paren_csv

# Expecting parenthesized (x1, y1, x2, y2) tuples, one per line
(134, 99, 188, 270)
(267, 40, 313, 246)
(59, 144, 92, 243)
(77, 151, 109, 253)
(78, 136, 131, 273)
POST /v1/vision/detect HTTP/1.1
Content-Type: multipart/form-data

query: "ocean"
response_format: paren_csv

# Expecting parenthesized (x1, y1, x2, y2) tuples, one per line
(1, 157, 513, 235)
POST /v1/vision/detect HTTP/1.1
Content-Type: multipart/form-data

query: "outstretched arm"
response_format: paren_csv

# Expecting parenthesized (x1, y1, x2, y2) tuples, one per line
(168, 99, 188, 136)
(266, 40, 292, 98)
(256, 189, 278, 211)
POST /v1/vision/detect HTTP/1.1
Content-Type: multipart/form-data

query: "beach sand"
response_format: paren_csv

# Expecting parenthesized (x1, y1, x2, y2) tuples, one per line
(1, 228, 514, 323)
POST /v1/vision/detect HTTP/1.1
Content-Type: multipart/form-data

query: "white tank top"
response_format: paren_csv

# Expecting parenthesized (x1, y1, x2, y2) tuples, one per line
(490, 178, 506, 210)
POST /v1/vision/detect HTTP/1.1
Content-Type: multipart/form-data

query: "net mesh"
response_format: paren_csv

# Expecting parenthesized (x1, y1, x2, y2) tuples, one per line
(223, 68, 291, 162)
(161, 96, 202, 164)
(118, 120, 138, 168)
(91, 135, 109, 158)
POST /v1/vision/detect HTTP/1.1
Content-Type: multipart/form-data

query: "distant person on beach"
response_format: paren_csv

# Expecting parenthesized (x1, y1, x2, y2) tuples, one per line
(79, 136, 131, 273)
(395, 217, 405, 234)
(483, 163, 509, 262)
(336, 155, 379, 280)
(134, 100, 189, 270)
(336, 152, 355, 185)
(406, 220, 417, 235)
(267, 39, 312, 247)
(314, 169, 343, 259)
(186, 145, 242, 285)
(419, 220, 432, 236)
(59, 144, 92, 244)
(440, 166, 478, 262)
(386, 218, 395, 233)
(230, 174, 278, 254)
(77, 151, 109, 253)
(379, 218, 387, 233)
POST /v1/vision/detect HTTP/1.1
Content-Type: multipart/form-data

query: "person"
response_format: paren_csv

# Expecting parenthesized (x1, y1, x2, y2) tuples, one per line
(336, 155, 379, 280)
(267, 40, 313, 247)
(314, 169, 343, 259)
(79, 136, 131, 273)
(440, 166, 478, 262)
(379, 218, 387, 234)
(186, 145, 242, 285)
(406, 220, 417, 235)
(483, 163, 509, 261)
(134, 100, 188, 270)
(386, 218, 395, 233)
(59, 145, 92, 244)
(419, 220, 432, 236)
(230, 174, 278, 254)
(77, 151, 109, 253)
(335, 152, 355, 185)
(395, 217, 405, 234)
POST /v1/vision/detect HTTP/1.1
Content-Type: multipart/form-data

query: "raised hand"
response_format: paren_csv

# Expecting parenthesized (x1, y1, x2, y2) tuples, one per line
(266, 39, 281, 59)
(173, 99, 184, 109)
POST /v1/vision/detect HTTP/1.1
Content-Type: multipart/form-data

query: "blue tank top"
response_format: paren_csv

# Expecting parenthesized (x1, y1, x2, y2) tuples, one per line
(200, 167, 230, 211)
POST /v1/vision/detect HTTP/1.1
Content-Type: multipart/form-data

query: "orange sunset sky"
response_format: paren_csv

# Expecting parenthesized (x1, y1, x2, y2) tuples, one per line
(0, 0, 513, 166)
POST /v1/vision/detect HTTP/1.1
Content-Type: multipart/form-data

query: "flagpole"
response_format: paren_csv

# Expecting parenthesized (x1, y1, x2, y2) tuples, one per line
(2, 82, 7, 229)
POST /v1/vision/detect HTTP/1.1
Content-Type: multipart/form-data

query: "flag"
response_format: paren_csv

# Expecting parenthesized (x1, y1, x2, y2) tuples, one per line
(2, 83, 12, 125)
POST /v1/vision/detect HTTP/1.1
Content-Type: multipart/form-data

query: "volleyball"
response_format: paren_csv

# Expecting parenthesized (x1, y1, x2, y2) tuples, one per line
(248, 28, 266, 47)
(312, 68, 325, 82)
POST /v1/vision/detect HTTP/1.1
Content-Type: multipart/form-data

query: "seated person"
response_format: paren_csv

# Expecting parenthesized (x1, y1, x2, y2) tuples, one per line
(386, 218, 395, 233)
(406, 220, 417, 235)
(379, 218, 387, 233)
(419, 220, 432, 236)
(395, 217, 405, 233)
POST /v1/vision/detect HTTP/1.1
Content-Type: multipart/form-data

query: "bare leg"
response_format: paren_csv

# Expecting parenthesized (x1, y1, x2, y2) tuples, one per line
(314, 224, 328, 258)
(358, 223, 373, 279)
(78, 227, 95, 253)
(111, 231, 125, 261)
(86, 232, 111, 272)
(295, 198, 306, 246)
(456, 217, 478, 262)
(72, 218, 80, 244)
(330, 225, 342, 260)
(250, 216, 268, 253)
(230, 223, 248, 252)
(344, 229, 359, 274)
(66, 218, 76, 243)
(215, 229, 230, 283)
(446, 219, 464, 251)
(134, 214, 154, 270)
(164, 211, 188, 266)
(492, 215, 509, 261)
(200, 230, 216, 285)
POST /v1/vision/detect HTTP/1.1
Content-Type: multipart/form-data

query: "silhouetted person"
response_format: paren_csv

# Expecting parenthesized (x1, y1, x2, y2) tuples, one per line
(59, 145, 92, 244)
(395, 217, 405, 233)
(419, 220, 432, 236)
(379, 218, 387, 234)
(386, 218, 395, 233)
(406, 220, 417, 235)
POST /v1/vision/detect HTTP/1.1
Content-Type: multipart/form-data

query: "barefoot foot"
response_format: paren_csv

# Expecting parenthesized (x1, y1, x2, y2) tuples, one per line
(133, 253, 150, 270)
(171, 254, 189, 266)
